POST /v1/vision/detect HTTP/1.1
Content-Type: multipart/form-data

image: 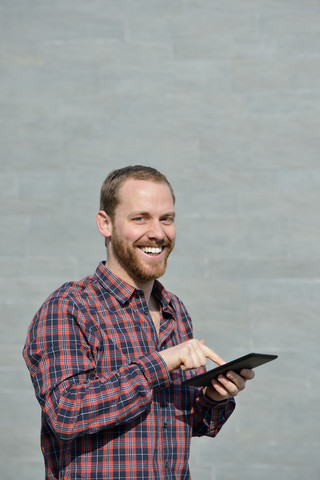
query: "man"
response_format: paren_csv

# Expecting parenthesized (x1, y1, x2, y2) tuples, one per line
(23, 165, 254, 479)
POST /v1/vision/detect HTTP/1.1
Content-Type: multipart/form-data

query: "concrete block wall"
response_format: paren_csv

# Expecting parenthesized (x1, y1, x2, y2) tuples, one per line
(1, 1, 319, 478)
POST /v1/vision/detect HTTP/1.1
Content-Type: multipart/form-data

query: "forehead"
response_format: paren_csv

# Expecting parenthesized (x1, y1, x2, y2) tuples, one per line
(116, 178, 174, 212)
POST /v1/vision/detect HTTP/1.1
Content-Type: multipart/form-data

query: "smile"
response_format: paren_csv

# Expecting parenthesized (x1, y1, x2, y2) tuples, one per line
(139, 246, 164, 256)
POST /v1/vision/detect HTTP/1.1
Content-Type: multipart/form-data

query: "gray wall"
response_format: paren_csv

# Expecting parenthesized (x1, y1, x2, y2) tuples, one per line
(1, 1, 319, 479)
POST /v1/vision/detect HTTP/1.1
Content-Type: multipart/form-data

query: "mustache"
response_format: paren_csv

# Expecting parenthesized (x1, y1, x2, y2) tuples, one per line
(134, 239, 174, 248)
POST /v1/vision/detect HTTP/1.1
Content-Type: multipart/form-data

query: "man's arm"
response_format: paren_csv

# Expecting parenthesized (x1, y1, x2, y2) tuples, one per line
(23, 297, 171, 441)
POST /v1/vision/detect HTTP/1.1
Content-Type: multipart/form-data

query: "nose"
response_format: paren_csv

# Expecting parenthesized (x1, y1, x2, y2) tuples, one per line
(147, 220, 165, 242)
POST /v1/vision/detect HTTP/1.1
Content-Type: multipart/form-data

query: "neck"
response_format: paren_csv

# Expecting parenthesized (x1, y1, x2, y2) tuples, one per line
(140, 281, 154, 304)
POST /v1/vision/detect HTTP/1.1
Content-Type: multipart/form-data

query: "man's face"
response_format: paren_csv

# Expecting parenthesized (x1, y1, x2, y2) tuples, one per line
(107, 178, 176, 286)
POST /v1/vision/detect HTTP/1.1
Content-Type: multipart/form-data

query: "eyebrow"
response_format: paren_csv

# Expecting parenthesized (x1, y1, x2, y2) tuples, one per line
(129, 211, 176, 218)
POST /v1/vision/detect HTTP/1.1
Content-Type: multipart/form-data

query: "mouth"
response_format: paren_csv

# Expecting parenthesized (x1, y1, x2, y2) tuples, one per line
(138, 246, 165, 257)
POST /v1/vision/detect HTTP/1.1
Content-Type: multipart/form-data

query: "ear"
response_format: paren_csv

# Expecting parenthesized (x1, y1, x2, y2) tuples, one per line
(96, 210, 113, 239)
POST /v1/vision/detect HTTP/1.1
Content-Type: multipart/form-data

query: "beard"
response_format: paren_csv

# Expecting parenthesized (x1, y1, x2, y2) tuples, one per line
(110, 228, 174, 283)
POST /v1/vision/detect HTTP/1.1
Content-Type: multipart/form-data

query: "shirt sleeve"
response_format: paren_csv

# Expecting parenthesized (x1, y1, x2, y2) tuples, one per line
(22, 296, 172, 441)
(191, 389, 235, 437)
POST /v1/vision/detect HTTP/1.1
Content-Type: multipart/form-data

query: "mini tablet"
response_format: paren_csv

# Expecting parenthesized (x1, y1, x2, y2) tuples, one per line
(183, 352, 278, 387)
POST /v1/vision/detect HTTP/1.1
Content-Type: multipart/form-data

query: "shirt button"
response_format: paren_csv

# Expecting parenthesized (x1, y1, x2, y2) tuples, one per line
(163, 422, 167, 429)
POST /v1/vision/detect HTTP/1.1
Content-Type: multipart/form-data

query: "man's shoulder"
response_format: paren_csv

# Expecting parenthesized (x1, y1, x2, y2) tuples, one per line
(41, 272, 99, 310)
(40, 262, 126, 310)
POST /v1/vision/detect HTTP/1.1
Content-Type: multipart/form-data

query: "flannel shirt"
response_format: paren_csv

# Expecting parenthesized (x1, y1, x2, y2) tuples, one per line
(23, 262, 235, 479)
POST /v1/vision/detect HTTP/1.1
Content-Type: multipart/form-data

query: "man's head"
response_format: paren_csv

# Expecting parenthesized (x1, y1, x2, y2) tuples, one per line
(97, 166, 176, 286)
(100, 165, 175, 222)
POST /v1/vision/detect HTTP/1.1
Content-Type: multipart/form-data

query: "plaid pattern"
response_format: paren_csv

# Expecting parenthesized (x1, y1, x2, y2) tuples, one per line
(23, 262, 235, 479)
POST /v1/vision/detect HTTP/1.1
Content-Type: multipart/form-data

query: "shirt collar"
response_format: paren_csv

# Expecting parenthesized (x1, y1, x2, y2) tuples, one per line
(94, 261, 173, 311)
(152, 279, 172, 312)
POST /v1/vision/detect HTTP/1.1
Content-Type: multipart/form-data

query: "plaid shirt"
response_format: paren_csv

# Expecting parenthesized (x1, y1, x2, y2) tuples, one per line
(23, 262, 235, 479)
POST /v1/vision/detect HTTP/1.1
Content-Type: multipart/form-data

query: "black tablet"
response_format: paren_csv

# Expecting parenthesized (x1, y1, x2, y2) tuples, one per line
(183, 352, 278, 387)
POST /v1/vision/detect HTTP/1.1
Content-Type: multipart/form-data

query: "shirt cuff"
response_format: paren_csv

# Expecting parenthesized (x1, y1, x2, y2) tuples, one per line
(131, 352, 172, 390)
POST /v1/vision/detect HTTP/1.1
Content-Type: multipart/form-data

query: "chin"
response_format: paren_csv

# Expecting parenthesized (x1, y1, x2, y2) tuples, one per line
(132, 262, 167, 282)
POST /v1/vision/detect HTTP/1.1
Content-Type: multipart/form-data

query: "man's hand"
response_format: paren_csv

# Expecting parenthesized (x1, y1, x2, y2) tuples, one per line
(159, 339, 225, 373)
(159, 339, 255, 402)
(204, 368, 255, 402)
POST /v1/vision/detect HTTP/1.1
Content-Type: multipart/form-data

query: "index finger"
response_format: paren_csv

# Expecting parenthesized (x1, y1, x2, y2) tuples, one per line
(199, 342, 226, 366)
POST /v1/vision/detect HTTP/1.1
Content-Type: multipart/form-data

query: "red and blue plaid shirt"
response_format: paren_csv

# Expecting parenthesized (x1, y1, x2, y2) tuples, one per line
(23, 262, 235, 479)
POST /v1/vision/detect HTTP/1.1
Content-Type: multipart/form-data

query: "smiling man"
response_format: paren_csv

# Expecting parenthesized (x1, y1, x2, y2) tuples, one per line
(23, 165, 254, 480)
(96, 175, 176, 289)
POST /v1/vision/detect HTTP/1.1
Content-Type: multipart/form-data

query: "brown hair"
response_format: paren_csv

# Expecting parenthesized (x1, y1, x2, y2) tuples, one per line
(100, 165, 175, 220)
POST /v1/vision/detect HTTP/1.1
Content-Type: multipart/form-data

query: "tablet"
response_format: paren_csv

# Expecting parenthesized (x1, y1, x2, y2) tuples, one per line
(182, 352, 278, 387)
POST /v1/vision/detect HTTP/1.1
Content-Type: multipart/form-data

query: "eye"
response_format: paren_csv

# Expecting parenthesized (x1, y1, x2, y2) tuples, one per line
(161, 216, 175, 225)
(133, 216, 147, 223)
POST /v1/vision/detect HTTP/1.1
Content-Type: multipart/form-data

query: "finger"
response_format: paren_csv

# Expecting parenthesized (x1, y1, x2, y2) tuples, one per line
(179, 342, 207, 370)
(188, 342, 207, 368)
(199, 343, 225, 366)
(210, 378, 233, 397)
(215, 375, 240, 397)
(225, 371, 246, 391)
(240, 368, 255, 380)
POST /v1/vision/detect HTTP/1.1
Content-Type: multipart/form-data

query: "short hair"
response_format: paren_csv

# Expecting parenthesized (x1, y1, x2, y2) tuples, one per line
(100, 165, 175, 220)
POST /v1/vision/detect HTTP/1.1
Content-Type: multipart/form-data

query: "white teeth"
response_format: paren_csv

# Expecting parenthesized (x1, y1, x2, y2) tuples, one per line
(140, 247, 162, 255)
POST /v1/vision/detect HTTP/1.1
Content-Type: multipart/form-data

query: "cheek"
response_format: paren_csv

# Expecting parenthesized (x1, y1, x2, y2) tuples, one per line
(166, 226, 176, 242)
(114, 221, 138, 241)
(124, 227, 146, 245)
